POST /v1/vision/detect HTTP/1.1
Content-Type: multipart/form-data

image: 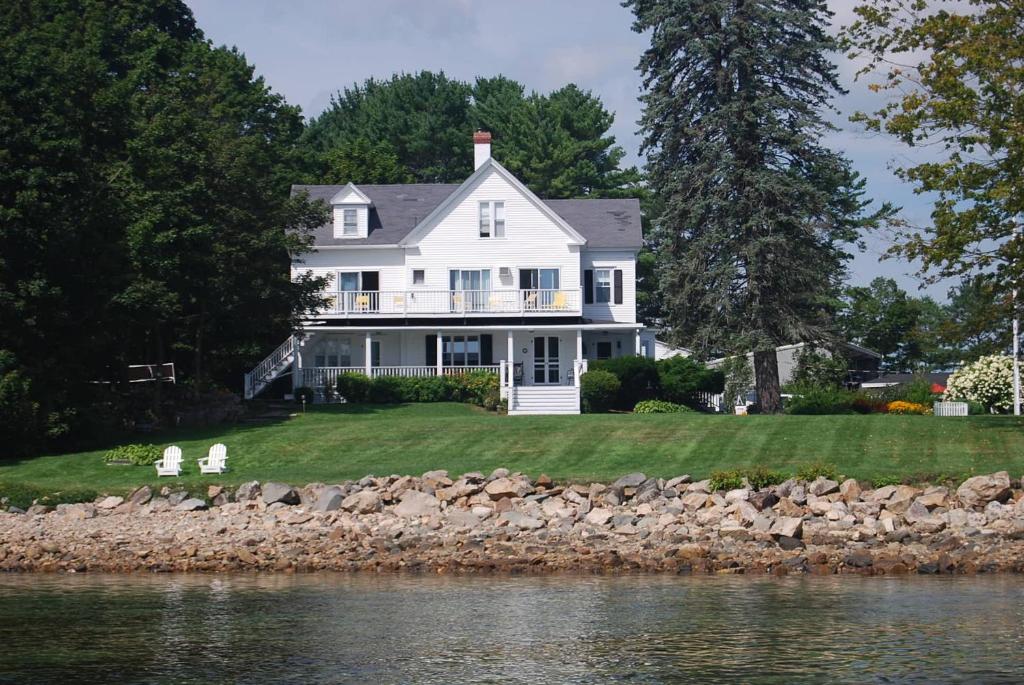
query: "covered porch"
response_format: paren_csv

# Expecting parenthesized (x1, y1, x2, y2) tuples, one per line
(293, 323, 645, 408)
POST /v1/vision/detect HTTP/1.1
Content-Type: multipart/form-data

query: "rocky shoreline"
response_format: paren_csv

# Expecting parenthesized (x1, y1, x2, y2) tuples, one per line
(3, 470, 1024, 575)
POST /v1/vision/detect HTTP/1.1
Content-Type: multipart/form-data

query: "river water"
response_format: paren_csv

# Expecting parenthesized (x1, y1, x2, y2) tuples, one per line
(1, 573, 1023, 683)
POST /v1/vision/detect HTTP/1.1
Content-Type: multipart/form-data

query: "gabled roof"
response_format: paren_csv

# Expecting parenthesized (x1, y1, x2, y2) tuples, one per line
(291, 168, 643, 249)
(397, 159, 586, 246)
(329, 182, 372, 205)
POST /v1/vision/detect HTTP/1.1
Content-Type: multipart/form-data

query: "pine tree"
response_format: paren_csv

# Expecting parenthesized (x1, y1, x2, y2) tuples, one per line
(626, 0, 891, 411)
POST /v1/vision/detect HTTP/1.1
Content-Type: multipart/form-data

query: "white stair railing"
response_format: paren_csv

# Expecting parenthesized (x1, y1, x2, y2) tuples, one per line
(244, 336, 296, 399)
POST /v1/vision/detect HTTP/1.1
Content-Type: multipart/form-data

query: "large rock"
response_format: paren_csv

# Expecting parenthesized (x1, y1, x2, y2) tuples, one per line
(313, 486, 345, 513)
(262, 482, 300, 506)
(956, 472, 1012, 508)
(585, 508, 614, 526)
(235, 481, 261, 502)
(128, 486, 153, 506)
(838, 479, 861, 502)
(96, 496, 124, 510)
(340, 489, 380, 514)
(611, 473, 647, 491)
(808, 477, 839, 497)
(498, 511, 544, 530)
(770, 516, 803, 539)
(394, 490, 440, 518)
(484, 477, 533, 500)
(175, 498, 207, 512)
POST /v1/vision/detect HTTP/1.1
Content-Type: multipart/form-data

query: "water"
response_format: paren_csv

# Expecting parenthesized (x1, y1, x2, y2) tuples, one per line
(1, 574, 1023, 684)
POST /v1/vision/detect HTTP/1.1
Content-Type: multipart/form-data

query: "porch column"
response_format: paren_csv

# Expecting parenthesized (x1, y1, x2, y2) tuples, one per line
(635, 329, 642, 356)
(576, 329, 583, 360)
(506, 330, 514, 388)
(436, 331, 443, 377)
(364, 331, 372, 376)
(293, 340, 303, 392)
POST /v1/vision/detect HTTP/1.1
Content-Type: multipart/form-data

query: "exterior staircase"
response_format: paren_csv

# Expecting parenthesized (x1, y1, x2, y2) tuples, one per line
(244, 336, 295, 400)
(508, 386, 580, 415)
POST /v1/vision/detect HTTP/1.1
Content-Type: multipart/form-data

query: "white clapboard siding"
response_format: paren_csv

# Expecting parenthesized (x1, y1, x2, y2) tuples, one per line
(508, 386, 580, 415)
(581, 249, 637, 324)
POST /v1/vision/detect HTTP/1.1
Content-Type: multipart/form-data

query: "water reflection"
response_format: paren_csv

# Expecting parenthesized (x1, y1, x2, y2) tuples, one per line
(1, 574, 1023, 683)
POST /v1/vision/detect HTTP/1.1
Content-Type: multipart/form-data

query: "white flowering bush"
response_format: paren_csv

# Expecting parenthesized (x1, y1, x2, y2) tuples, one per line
(944, 355, 1022, 413)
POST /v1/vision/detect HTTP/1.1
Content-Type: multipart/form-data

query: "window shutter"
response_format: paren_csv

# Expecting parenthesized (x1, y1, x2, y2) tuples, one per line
(361, 271, 379, 291)
(480, 334, 493, 365)
(584, 270, 594, 304)
(614, 269, 623, 304)
(425, 335, 437, 366)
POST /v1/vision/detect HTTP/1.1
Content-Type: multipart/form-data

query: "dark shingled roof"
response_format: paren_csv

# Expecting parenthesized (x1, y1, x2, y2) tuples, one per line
(291, 184, 642, 249)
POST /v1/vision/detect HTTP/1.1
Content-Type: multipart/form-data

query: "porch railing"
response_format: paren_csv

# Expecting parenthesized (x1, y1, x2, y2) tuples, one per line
(318, 289, 580, 316)
(299, 365, 501, 388)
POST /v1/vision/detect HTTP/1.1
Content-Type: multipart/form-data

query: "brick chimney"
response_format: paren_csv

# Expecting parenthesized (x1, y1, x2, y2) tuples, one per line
(473, 130, 492, 170)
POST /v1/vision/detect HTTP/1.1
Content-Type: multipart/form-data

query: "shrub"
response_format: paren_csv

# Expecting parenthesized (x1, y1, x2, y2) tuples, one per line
(896, 376, 939, 406)
(965, 399, 988, 415)
(795, 461, 839, 482)
(872, 475, 903, 488)
(580, 369, 620, 413)
(886, 400, 931, 415)
(591, 356, 660, 408)
(102, 443, 162, 466)
(0, 483, 100, 510)
(656, 356, 724, 407)
(0, 350, 39, 459)
(481, 388, 501, 412)
(294, 386, 315, 405)
(337, 373, 371, 403)
(945, 355, 1021, 413)
(367, 376, 405, 403)
(851, 393, 888, 414)
(784, 384, 855, 414)
(707, 467, 786, 492)
(410, 376, 448, 403)
(633, 399, 694, 414)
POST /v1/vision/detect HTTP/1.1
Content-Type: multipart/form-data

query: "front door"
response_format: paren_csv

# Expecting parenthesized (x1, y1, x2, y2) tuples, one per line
(533, 336, 560, 384)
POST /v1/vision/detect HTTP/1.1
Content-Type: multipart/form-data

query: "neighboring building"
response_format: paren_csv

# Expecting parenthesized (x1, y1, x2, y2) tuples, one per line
(653, 338, 692, 360)
(707, 342, 883, 389)
(244, 132, 647, 414)
(860, 372, 951, 391)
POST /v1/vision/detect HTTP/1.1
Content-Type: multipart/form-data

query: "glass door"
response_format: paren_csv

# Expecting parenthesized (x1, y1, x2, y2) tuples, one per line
(450, 269, 491, 311)
(533, 336, 560, 384)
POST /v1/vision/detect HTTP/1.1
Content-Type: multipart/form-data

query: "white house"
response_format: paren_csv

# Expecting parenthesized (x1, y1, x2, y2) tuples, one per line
(244, 131, 647, 414)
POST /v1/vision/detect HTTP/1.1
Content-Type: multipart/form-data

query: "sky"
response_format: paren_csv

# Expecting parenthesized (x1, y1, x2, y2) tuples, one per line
(188, 0, 951, 299)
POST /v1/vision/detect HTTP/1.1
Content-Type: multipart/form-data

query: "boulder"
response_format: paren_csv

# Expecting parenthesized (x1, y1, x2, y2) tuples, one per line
(235, 481, 261, 502)
(611, 472, 648, 492)
(585, 508, 614, 526)
(262, 482, 300, 506)
(96, 496, 124, 510)
(808, 477, 839, 497)
(535, 474, 553, 489)
(917, 487, 948, 510)
(498, 511, 544, 530)
(313, 486, 345, 513)
(207, 485, 224, 500)
(665, 474, 692, 489)
(635, 479, 662, 504)
(680, 493, 709, 510)
(789, 484, 807, 505)
(167, 491, 188, 507)
(484, 477, 533, 500)
(421, 470, 452, 489)
(770, 516, 803, 539)
(128, 486, 153, 506)
(340, 489, 379, 514)
(487, 467, 511, 481)
(446, 509, 482, 529)
(686, 479, 712, 494)
(748, 491, 779, 511)
(838, 479, 862, 502)
(394, 490, 440, 518)
(956, 472, 1012, 508)
(903, 499, 931, 525)
(175, 498, 207, 512)
(777, 535, 805, 550)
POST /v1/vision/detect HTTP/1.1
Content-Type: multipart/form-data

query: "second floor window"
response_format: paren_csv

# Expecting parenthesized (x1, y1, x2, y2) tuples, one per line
(479, 201, 505, 238)
(342, 208, 358, 236)
(594, 269, 612, 303)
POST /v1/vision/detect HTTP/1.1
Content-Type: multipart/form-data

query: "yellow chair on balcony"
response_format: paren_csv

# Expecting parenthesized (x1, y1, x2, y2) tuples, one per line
(524, 292, 538, 310)
(552, 291, 568, 310)
(355, 294, 371, 312)
(392, 294, 405, 313)
(451, 293, 464, 311)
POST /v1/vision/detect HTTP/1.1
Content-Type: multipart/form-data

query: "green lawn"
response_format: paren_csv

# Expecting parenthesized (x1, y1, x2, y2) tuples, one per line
(2, 402, 1024, 495)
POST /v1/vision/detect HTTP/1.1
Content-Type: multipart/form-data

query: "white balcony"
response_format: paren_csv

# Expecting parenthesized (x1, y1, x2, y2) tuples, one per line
(314, 289, 580, 318)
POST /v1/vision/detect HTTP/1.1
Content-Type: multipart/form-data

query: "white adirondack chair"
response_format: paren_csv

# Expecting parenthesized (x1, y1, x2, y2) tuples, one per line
(198, 443, 228, 474)
(155, 446, 183, 477)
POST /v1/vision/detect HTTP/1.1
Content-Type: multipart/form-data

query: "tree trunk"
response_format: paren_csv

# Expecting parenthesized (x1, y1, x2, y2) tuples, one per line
(753, 348, 782, 414)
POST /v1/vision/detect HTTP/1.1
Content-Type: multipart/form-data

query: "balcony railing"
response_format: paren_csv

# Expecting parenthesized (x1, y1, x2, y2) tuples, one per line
(299, 365, 501, 390)
(317, 289, 580, 317)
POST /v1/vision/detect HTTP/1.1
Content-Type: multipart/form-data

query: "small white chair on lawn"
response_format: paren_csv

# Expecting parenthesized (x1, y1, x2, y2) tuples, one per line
(155, 446, 183, 477)
(198, 443, 228, 474)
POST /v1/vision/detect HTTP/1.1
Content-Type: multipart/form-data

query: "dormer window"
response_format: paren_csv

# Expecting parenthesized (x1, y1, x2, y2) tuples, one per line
(342, 208, 358, 236)
(330, 183, 372, 239)
(479, 201, 505, 238)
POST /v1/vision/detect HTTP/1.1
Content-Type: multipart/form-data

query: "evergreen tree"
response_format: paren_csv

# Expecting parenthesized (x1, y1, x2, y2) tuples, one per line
(303, 71, 640, 198)
(626, 0, 892, 411)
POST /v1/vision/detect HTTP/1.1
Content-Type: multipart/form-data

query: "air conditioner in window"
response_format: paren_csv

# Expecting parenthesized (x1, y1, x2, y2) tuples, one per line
(499, 267, 512, 279)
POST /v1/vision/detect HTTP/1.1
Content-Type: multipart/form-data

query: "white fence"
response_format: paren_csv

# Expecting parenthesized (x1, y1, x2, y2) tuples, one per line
(934, 401, 968, 417)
